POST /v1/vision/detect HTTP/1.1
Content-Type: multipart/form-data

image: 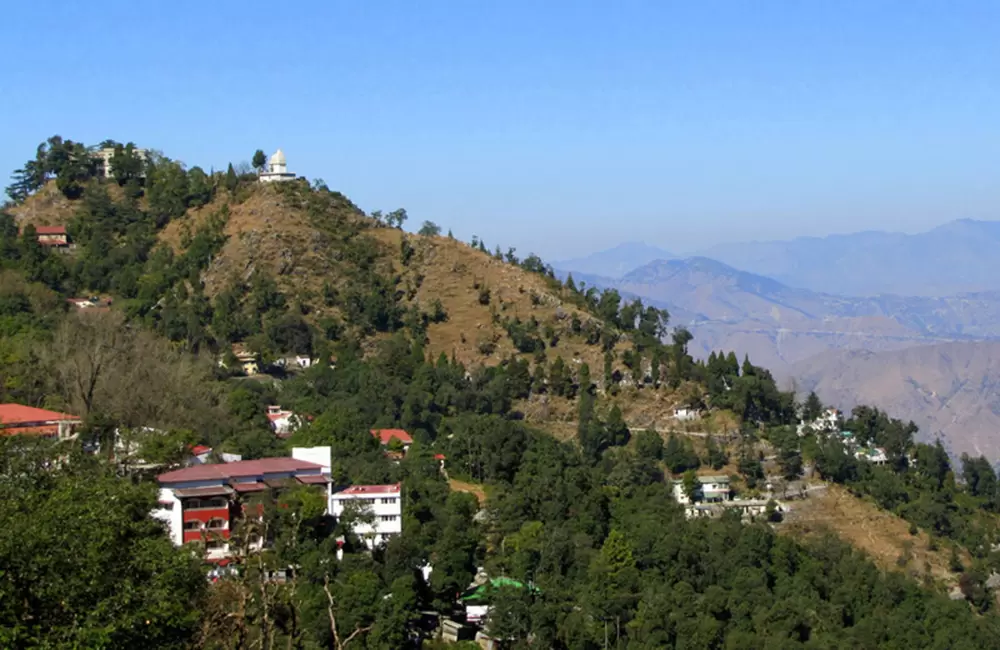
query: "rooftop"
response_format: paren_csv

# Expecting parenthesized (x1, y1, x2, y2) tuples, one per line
(371, 428, 413, 445)
(34, 225, 67, 235)
(334, 483, 402, 496)
(0, 404, 79, 432)
(158, 457, 324, 484)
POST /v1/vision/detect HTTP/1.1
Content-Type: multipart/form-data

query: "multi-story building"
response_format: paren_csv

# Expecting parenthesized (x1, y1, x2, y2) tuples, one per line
(329, 483, 403, 548)
(154, 447, 332, 562)
(93, 146, 148, 178)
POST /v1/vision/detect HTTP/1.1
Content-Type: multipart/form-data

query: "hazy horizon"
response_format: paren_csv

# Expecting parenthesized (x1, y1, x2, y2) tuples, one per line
(4, 1, 1000, 260)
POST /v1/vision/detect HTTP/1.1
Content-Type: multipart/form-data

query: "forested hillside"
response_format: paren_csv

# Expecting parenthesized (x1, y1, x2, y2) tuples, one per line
(4, 137, 1000, 649)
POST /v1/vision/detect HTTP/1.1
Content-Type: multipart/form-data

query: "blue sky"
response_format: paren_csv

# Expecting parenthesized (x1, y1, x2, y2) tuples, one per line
(3, 1, 999, 259)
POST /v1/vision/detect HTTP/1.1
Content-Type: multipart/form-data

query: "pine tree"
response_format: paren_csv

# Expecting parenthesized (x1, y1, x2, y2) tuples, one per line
(225, 163, 239, 194)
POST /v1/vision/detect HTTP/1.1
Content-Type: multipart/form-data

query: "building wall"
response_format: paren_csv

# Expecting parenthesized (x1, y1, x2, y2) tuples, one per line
(152, 487, 183, 546)
(330, 491, 403, 547)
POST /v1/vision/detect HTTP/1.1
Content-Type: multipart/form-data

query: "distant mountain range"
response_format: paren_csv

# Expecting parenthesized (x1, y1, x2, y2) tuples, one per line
(696, 219, 1000, 297)
(557, 224, 1000, 461)
(554, 242, 674, 279)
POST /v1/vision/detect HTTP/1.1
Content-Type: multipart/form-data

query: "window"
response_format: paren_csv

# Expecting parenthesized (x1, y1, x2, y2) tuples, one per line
(379, 515, 398, 523)
(158, 501, 173, 510)
(205, 540, 226, 550)
(184, 520, 203, 530)
(206, 518, 227, 530)
(380, 498, 397, 505)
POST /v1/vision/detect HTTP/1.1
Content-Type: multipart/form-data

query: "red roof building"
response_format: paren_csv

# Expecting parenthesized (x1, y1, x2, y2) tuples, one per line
(371, 428, 413, 446)
(154, 449, 332, 562)
(0, 404, 80, 438)
(31, 225, 69, 247)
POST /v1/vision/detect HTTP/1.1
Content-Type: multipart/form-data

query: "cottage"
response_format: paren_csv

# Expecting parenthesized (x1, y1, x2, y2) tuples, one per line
(0, 404, 80, 439)
(371, 428, 413, 455)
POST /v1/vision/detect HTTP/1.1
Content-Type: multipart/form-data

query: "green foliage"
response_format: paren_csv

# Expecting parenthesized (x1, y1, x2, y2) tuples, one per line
(0, 438, 205, 648)
(418, 220, 441, 236)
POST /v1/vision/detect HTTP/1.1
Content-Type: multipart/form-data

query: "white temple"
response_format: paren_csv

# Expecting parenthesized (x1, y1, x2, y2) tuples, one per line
(258, 149, 296, 183)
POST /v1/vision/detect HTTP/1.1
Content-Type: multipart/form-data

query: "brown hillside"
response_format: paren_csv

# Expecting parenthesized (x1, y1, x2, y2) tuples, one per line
(9, 181, 77, 228)
(783, 483, 968, 589)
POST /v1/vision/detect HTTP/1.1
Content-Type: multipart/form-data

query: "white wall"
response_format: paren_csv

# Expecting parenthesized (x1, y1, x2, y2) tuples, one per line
(292, 446, 331, 473)
(151, 487, 183, 546)
(331, 489, 403, 548)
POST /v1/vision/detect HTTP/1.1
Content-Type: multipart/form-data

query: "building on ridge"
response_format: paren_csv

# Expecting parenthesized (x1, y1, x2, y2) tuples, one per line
(258, 149, 296, 183)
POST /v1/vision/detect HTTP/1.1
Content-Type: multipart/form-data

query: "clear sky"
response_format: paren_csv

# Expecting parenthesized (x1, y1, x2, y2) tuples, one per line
(3, 1, 999, 260)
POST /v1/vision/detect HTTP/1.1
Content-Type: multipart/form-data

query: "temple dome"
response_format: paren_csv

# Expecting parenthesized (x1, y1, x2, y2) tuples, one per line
(270, 149, 286, 166)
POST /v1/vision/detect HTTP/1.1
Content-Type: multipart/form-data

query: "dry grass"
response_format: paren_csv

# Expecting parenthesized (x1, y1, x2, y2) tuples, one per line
(448, 478, 487, 504)
(782, 483, 967, 589)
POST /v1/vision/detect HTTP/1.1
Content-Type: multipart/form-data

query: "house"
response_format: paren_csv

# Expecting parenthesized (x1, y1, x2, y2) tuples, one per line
(684, 498, 782, 522)
(153, 447, 332, 562)
(188, 445, 243, 465)
(672, 406, 700, 422)
(671, 475, 731, 504)
(266, 406, 301, 438)
(329, 483, 402, 549)
(32, 225, 70, 248)
(855, 446, 888, 465)
(0, 404, 80, 439)
(220, 343, 259, 376)
(371, 428, 413, 454)
(460, 575, 538, 625)
(274, 355, 315, 371)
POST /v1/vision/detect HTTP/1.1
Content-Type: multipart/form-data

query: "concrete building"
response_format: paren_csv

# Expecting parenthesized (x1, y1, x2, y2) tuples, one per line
(0, 404, 80, 439)
(672, 475, 731, 504)
(329, 483, 403, 548)
(266, 406, 301, 438)
(153, 447, 332, 562)
(258, 149, 296, 183)
(92, 146, 148, 179)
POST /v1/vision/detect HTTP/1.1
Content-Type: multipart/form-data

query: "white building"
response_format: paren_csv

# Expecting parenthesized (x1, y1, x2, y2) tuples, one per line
(266, 405, 301, 438)
(93, 146, 148, 178)
(329, 483, 403, 549)
(797, 408, 842, 437)
(672, 475, 731, 504)
(855, 446, 888, 465)
(672, 406, 700, 422)
(258, 149, 296, 183)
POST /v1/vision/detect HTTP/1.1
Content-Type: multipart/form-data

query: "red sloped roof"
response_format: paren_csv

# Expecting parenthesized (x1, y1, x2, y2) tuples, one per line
(371, 428, 413, 445)
(158, 457, 324, 484)
(190, 445, 212, 456)
(0, 404, 79, 426)
(34, 226, 67, 235)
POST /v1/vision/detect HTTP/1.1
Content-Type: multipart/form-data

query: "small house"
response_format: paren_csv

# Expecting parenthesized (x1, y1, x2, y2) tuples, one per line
(672, 475, 731, 504)
(371, 428, 413, 455)
(34, 225, 69, 248)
